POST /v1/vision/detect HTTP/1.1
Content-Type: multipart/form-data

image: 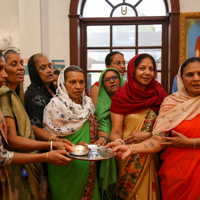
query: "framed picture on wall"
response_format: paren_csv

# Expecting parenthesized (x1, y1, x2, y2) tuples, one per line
(179, 12, 200, 66)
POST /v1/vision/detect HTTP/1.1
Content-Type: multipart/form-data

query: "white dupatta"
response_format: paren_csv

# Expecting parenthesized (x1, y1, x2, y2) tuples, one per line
(43, 66, 95, 136)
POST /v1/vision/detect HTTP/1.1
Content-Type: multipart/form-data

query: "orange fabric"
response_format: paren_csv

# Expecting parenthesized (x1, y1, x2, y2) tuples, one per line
(195, 36, 200, 51)
(159, 114, 200, 200)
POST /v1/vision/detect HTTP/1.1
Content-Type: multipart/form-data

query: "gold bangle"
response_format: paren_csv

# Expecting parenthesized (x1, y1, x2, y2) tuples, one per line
(50, 141, 53, 151)
(193, 138, 197, 149)
(46, 152, 49, 162)
(129, 145, 133, 152)
(49, 135, 56, 141)
(115, 139, 125, 145)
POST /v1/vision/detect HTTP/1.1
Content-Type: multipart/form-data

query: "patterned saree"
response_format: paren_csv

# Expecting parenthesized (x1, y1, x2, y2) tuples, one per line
(117, 108, 161, 200)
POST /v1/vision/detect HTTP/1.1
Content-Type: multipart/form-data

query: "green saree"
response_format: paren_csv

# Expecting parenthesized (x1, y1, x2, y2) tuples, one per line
(95, 68, 124, 200)
(47, 117, 100, 200)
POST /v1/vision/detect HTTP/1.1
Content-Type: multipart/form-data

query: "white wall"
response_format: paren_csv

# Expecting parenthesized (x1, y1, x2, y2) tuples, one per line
(0, 0, 70, 65)
(18, 0, 42, 57)
(0, 0, 20, 48)
(48, 0, 70, 64)
(179, 0, 200, 12)
(0, 0, 198, 65)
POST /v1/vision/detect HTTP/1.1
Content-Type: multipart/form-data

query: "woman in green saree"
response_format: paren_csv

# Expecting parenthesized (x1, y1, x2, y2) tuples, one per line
(95, 68, 124, 199)
(43, 66, 101, 200)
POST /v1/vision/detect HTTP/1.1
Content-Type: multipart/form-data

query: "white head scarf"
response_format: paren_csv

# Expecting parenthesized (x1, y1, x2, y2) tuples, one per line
(43, 66, 95, 136)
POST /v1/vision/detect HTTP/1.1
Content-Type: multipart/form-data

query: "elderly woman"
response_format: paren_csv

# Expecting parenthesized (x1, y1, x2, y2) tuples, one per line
(95, 68, 124, 199)
(0, 50, 73, 199)
(25, 53, 56, 129)
(24, 53, 73, 198)
(111, 57, 200, 199)
(25, 54, 72, 144)
(106, 54, 168, 199)
(43, 66, 100, 200)
(90, 51, 126, 106)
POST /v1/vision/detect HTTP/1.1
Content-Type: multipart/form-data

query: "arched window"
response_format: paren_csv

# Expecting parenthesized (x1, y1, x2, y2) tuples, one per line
(69, 0, 180, 93)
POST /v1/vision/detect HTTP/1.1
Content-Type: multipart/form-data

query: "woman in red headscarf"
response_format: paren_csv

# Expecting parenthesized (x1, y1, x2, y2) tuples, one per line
(106, 54, 168, 200)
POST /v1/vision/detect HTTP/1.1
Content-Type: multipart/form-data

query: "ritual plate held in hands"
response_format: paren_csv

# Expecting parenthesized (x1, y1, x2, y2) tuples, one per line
(68, 145, 115, 161)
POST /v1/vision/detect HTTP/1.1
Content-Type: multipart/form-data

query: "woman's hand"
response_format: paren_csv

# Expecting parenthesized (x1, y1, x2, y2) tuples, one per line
(47, 150, 74, 166)
(124, 131, 152, 144)
(105, 140, 124, 149)
(161, 130, 193, 148)
(53, 142, 74, 151)
(58, 138, 74, 146)
(94, 138, 107, 147)
(78, 141, 88, 146)
(112, 145, 132, 160)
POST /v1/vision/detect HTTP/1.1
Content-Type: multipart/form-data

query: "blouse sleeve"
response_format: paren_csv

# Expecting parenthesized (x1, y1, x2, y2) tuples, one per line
(0, 136, 14, 165)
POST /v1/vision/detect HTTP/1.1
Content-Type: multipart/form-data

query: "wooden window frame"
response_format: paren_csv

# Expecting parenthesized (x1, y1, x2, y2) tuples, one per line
(69, 0, 180, 94)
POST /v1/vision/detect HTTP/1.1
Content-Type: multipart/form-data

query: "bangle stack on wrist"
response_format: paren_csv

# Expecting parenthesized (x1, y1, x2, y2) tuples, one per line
(98, 136, 108, 144)
(114, 139, 125, 145)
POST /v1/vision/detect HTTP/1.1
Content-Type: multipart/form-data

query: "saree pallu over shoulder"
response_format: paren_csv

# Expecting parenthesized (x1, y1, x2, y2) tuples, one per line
(159, 113, 200, 200)
(117, 108, 161, 200)
(0, 85, 42, 200)
(0, 109, 13, 200)
(48, 116, 100, 200)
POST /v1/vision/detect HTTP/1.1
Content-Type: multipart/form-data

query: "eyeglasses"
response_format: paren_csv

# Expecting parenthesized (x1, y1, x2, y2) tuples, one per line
(114, 61, 125, 66)
(103, 75, 118, 83)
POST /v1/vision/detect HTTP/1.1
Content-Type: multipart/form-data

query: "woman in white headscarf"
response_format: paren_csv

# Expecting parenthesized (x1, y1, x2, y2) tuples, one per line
(43, 65, 100, 200)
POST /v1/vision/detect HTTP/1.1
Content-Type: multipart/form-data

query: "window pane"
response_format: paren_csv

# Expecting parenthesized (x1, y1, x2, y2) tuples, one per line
(83, 0, 112, 18)
(125, 0, 139, 5)
(115, 49, 135, 64)
(87, 50, 110, 70)
(87, 72, 101, 89)
(138, 49, 162, 70)
(138, 25, 162, 46)
(121, 72, 127, 82)
(137, 0, 166, 16)
(113, 25, 135, 47)
(108, 0, 122, 6)
(87, 26, 110, 47)
(156, 72, 161, 84)
(112, 5, 136, 17)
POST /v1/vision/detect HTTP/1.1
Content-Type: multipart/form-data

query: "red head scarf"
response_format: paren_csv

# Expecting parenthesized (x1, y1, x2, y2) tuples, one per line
(110, 54, 168, 114)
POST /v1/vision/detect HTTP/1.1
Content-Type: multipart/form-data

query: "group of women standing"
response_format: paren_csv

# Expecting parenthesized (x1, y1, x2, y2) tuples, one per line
(107, 56, 200, 200)
(0, 48, 200, 200)
(0, 50, 74, 199)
